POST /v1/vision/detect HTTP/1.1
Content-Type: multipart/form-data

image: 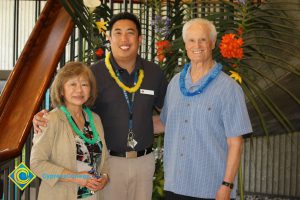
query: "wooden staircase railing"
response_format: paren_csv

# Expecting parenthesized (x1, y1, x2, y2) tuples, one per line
(0, 0, 74, 162)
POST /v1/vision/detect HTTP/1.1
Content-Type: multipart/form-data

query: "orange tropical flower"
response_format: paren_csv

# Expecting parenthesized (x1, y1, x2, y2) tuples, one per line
(156, 40, 171, 49)
(156, 48, 166, 62)
(157, 54, 166, 62)
(220, 33, 244, 59)
(156, 40, 172, 62)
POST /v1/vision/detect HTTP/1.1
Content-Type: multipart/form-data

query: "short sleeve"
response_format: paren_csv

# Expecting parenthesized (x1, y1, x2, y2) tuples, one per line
(222, 81, 253, 137)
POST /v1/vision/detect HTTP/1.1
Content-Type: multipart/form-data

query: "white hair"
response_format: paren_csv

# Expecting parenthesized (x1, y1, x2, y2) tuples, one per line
(182, 18, 217, 43)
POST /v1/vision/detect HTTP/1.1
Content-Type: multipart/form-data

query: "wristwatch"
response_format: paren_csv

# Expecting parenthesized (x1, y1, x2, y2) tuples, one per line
(222, 181, 234, 189)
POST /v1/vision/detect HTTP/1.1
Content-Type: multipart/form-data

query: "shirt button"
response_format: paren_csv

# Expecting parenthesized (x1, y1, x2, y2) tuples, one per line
(187, 103, 190, 107)
(180, 153, 183, 157)
(184, 119, 188, 123)
(182, 136, 185, 140)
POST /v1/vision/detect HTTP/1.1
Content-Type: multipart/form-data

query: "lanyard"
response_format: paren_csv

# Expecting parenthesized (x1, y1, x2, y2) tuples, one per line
(115, 69, 138, 131)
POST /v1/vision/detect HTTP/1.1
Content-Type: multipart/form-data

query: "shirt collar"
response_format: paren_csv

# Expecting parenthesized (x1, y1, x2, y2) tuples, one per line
(186, 61, 218, 89)
(109, 53, 143, 73)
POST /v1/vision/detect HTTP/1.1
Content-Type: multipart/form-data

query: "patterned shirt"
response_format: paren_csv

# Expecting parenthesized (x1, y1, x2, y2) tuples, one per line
(75, 117, 102, 199)
(160, 63, 252, 198)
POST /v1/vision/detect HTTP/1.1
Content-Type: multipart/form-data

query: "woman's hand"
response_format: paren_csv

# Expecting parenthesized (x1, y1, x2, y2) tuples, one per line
(85, 173, 109, 192)
(73, 172, 109, 192)
(70, 171, 91, 187)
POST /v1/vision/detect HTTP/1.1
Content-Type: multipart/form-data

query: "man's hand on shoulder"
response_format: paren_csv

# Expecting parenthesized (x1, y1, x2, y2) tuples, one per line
(32, 109, 49, 134)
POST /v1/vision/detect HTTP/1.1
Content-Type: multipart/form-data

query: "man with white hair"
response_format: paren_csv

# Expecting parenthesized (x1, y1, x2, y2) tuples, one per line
(159, 18, 252, 200)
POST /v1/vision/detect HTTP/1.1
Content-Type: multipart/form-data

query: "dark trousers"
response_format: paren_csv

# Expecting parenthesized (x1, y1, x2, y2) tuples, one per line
(164, 191, 235, 200)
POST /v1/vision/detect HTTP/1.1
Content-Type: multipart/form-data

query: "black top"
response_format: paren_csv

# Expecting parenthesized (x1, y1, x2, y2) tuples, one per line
(91, 54, 168, 152)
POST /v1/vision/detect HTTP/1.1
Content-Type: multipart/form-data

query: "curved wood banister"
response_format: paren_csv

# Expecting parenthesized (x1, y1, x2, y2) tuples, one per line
(0, 0, 74, 162)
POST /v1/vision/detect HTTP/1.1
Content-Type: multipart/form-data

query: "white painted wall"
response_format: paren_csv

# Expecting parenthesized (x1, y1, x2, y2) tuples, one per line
(0, 0, 46, 70)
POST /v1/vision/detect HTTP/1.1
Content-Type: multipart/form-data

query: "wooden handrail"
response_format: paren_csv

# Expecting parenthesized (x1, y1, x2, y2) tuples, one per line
(0, 0, 74, 162)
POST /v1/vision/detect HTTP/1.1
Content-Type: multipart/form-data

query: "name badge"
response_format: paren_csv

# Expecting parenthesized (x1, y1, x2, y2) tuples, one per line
(140, 89, 154, 95)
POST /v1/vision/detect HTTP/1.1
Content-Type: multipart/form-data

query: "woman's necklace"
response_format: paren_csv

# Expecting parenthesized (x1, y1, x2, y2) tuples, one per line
(60, 106, 99, 144)
(105, 52, 144, 93)
(179, 63, 222, 97)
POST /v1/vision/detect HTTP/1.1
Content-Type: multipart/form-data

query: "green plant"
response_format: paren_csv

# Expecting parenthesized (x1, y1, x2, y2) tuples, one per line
(210, 0, 300, 135)
(152, 135, 165, 200)
(60, 0, 112, 64)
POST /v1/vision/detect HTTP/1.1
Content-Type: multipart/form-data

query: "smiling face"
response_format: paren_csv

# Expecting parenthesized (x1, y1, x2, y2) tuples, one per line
(62, 74, 91, 109)
(107, 19, 142, 63)
(185, 23, 215, 64)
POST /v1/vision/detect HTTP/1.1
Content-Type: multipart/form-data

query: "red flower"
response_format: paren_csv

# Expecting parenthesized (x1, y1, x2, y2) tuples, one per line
(155, 40, 172, 62)
(156, 40, 171, 49)
(237, 27, 243, 35)
(156, 48, 166, 62)
(157, 54, 166, 62)
(219, 33, 244, 59)
(95, 48, 104, 57)
(232, 63, 238, 68)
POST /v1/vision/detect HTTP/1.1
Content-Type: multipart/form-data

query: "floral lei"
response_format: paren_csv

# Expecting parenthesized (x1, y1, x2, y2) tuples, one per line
(105, 52, 144, 93)
(59, 106, 100, 145)
(179, 63, 222, 97)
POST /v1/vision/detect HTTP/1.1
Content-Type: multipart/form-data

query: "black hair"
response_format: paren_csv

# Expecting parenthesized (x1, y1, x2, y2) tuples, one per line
(109, 12, 141, 35)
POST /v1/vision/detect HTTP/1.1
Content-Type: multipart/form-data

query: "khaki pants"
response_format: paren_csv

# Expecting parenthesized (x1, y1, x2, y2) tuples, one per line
(103, 152, 155, 200)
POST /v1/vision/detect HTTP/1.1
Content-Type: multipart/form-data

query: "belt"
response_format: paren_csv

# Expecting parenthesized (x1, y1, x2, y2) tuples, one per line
(109, 147, 153, 159)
